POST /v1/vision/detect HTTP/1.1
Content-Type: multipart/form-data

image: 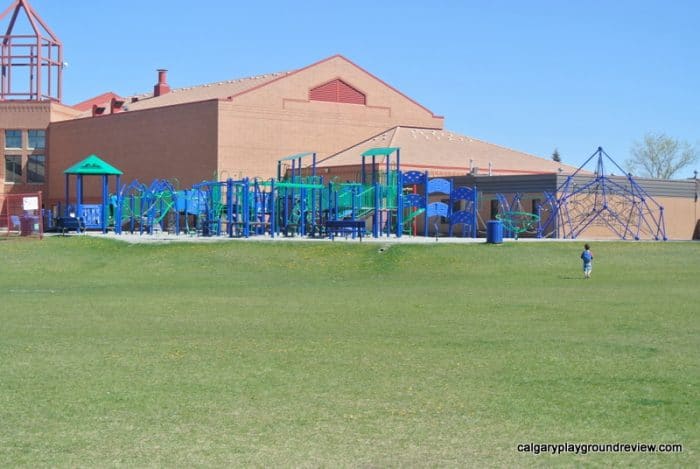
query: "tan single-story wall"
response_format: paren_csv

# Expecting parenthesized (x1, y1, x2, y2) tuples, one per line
(564, 195, 697, 241)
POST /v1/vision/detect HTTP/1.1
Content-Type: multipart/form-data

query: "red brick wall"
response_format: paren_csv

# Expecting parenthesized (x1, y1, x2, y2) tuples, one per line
(47, 100, 219, 204)
(0, 102, 52, 198)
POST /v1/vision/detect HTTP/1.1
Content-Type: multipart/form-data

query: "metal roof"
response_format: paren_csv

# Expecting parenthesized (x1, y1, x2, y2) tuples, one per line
(64, 154, 123, 175)
(361, 147, 400, 157)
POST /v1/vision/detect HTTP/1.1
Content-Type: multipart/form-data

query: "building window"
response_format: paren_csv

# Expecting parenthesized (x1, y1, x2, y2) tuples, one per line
(28, 129, 46, 149)
(27, 155, 45, 183)
(4, 129, 22, 149)
(490, 199, 498, 219)
(532, 198, 541, 215)
(5, 155, 22, 183)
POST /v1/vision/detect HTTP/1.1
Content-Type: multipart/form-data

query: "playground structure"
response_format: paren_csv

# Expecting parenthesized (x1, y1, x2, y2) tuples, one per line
(103, 147, 481, 240)
(546, 147, 667, 240)
(493, 193, 538, 239)
(113, 179, 180, 235)
(276, 153, 325, 237)
(63, 155, 122, 233)
(402, 171, 477, 238)
(55, 146, 672, 242)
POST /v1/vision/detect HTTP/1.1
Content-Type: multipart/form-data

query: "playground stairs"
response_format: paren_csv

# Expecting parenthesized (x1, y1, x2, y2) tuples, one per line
(335, 207, 374, 221)
(357, 207, 375, 219)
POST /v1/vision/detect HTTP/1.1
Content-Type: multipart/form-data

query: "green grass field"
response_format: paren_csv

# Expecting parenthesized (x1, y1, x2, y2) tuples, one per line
(1, 237, 698, 467)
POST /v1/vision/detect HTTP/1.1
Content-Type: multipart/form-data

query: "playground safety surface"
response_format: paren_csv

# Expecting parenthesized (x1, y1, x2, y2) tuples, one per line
(65, 232, 596, 244)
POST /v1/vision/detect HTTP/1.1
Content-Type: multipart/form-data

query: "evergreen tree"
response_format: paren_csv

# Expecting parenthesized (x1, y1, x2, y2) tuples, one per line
(552, 148, 561, 163)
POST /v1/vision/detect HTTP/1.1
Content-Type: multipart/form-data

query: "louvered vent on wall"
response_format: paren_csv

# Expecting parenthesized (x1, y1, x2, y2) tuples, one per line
(309, 79, 366, 105)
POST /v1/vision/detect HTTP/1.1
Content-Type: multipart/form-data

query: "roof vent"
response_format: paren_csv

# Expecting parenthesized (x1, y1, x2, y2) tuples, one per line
(110, 98, 125, 114)
(310, 79, 366, 105)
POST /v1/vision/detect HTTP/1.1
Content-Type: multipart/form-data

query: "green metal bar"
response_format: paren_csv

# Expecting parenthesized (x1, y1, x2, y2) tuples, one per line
(274, 182, 325, 190)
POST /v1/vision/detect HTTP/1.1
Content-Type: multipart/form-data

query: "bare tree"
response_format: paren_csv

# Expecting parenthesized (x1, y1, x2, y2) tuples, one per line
(627, 132, 697, 179)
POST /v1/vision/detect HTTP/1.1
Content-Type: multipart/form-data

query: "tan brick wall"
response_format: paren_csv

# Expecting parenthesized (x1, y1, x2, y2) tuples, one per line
(44, 56, 445, 203)
(50, 103, 83, 123)
(217, 56, 444, 178)
(47, 100, 219, 204)
(654, 196, 697, 240)
(555, 193, 696, 240)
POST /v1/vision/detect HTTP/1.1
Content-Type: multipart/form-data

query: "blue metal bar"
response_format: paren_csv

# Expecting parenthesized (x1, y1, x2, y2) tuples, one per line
(423, 175, 429, 237)
(114, 190, 122, 235)
(373, 183, 380, 237)
(270, 179, 276, 238)
(64, 174, 69, 216)
(554, 148, 601, 193)
(174, 191, 180, 235)
(396, 171, 403, 238)
(226, 178, 233, 237)
(129, 195, 135, 234)
(114, 174, 121, 232)
(601, 147, 633, 177)
(300, 187, 306, 236)
(243, 178, 250, 237)
(102, 175, 108, 233)
(472, 186, 478, 238)
(372, 156, 377, 186)
(76, 175, 83, 224)
(351, 185, 357, 219)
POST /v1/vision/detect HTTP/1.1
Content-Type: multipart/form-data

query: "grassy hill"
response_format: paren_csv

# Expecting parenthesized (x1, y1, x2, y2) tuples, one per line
(1, 237, 698, 466)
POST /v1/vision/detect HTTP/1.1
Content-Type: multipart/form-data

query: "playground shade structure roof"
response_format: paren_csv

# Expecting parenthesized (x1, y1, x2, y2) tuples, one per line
(64, 154, 124, 175)
(361, 147, 400, 157)
(277, 152, 315, 162)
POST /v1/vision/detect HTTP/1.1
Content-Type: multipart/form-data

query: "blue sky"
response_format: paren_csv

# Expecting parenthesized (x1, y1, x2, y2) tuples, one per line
(11, 0, 700, 173)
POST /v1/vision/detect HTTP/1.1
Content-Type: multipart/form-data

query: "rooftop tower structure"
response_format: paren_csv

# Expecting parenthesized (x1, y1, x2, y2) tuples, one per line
(0, 0, 63, 101)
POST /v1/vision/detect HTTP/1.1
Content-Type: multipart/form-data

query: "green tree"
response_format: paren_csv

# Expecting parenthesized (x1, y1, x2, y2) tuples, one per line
(551, 148, 561, 163)
(627, 132, 698, 179)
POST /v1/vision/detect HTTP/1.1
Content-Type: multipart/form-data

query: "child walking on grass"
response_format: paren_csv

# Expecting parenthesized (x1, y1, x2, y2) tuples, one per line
(581, 243, 594, 279)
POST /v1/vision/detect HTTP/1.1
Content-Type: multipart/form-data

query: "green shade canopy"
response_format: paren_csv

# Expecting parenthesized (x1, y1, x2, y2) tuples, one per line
(64, 154, 123, 175)
(277, 152, 315, 162)
(361, 147, 399, 157)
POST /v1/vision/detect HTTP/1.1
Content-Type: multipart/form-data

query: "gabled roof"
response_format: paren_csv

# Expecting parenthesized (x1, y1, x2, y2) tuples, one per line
(72, 92, 124, 112)
(317, 127, 579, 176)
(74, 54, 441, 118)
(120, 72, 292, 112)
(64, 154, 123, 175)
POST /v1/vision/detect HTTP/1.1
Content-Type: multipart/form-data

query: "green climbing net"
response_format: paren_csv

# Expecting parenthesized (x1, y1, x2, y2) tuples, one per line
(496, 211, 540, 239)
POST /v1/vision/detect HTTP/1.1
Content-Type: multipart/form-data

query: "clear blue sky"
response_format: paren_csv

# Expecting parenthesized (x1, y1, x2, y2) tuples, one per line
(15, 0, 700, 173)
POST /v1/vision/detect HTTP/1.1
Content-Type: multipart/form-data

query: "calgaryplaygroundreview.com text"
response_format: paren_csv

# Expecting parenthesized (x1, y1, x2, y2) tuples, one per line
(517, 442, 683, 455)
